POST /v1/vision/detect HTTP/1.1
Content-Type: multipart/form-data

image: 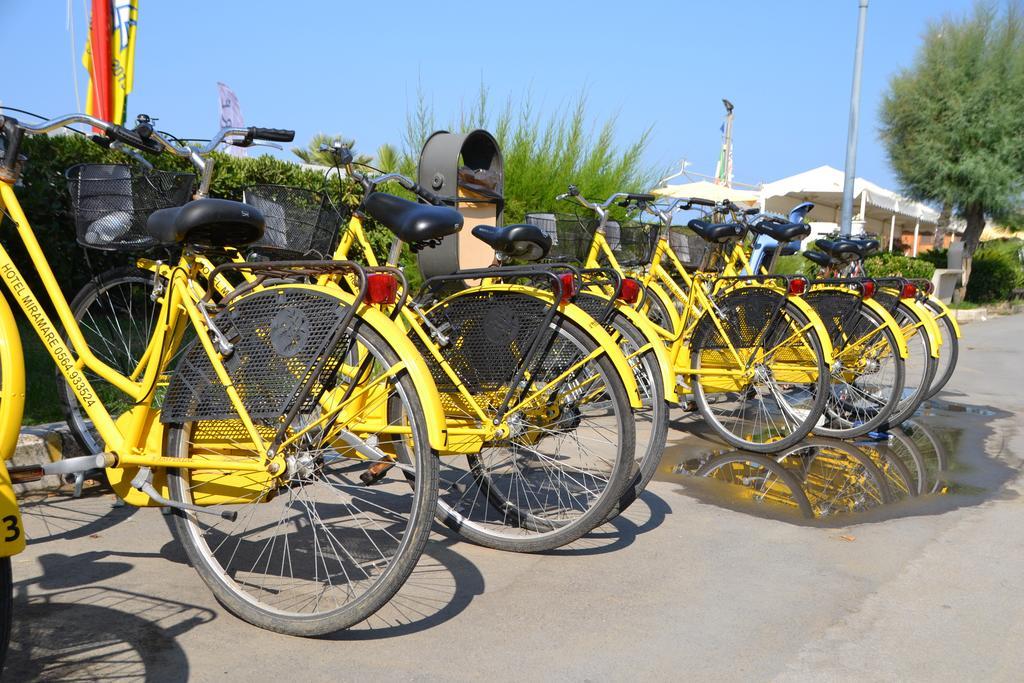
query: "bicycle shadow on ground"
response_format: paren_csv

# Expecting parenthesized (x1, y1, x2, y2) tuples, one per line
(536, 490, 672, 558)
(656, 398, 1020, 528)
(334, 534, 486, 641)
(5, 553, 215, 682)
(19, 484, 138, 546)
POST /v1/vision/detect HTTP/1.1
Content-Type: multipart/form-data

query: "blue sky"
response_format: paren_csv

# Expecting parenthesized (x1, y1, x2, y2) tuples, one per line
(1, 0, 978, 190)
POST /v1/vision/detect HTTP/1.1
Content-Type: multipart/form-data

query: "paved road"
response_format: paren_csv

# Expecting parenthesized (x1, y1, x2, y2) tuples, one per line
(5, 315, 1023, 682)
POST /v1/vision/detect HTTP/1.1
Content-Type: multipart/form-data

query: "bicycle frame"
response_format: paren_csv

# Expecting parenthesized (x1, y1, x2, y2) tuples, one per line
(0, 184, 285, 475)
(572, 217, 835, 394)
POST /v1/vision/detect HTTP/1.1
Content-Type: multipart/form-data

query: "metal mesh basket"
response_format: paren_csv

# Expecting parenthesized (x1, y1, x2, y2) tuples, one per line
(804, 289, 864, 348)
(243, 185, 342, 258)
(691, 288, 787, 350)
(66, 164, 195, 251)
(412, 291, 551, 393)
(668, 226, 711, 269)
(525, 212, 599, 263)
(604, 221, 660, 266)
(161, 287, 353, 424)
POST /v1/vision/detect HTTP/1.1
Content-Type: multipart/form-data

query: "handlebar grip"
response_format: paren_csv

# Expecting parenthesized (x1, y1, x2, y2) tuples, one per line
(688, 197, 717, 207)
(249, 127, 295, 143)
(626, 193, 657, 202)
(106, 124, 162, 154)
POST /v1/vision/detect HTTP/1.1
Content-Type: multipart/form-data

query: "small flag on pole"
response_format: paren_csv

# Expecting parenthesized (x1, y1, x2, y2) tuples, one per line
(111, 0, 139, 126)
(217, 82, 246, 157)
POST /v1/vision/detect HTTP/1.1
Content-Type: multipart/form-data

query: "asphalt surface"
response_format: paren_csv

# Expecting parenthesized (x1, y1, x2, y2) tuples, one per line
(5, 314, 1023, 682)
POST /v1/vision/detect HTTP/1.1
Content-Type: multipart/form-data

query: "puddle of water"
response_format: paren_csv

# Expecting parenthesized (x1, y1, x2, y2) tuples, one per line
(655, 400, 1017, 525)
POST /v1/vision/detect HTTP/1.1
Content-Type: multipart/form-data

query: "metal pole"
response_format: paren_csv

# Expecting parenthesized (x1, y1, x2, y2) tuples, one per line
(839, 0, 869, 236)
(722, 99, 734, 188)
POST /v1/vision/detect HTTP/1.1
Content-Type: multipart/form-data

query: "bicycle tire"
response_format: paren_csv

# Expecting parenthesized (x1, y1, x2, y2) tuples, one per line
(166, 317, 438, 636)
(0, 557, 10, 673)
(56, 266, 167, 456)
(690, 295, 829, 453)
(814, 303, 905, 439)
(434, 312, 634, 552)
(921, 299, 959, 401)
(599, 307, 670, 521)
(884, 302, 938, 427)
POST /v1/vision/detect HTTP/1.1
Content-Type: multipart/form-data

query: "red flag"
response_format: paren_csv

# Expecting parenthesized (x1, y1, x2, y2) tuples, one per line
(85, 0, 113, 124)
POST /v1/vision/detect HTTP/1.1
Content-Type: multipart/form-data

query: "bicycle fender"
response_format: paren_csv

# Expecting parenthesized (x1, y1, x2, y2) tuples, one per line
(609, 300, 676, 398)
(902, 298, 943, 358)
(926, 295, 961, 338)
(861, 298, 910, 359)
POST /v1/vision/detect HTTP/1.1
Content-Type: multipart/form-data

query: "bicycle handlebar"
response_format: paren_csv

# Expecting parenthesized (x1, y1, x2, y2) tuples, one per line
(351, 170, 445, 205)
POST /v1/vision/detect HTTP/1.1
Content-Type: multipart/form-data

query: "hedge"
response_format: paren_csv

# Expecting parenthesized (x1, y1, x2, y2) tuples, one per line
(1, 134, 407, 301)
(863, 252, 936, 280)
(965, 240, 1024, 303)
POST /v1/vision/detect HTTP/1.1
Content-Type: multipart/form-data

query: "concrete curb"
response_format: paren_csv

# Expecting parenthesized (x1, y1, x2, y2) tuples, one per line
(954, 302, 1024, 323)
(11, 422, 83, 495)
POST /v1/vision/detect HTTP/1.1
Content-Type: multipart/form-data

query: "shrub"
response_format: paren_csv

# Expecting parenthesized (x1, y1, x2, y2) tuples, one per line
(3, 134, 411, 299)
(965, 246, 1024, 302)
(401, 85, 656, 223)
(917, 247, 949, 270)
(863, 252, 936, 280)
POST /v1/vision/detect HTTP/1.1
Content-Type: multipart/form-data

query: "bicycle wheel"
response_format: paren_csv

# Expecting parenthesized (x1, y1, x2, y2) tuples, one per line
(921, 299, 959, 400)
(690, 291, 829, 453)
(434, 309, 634, 553)
(597, 307, 670, 520)
(885, 302, 938, 426)
(57, 266, 172, 455)
(0, 557, 10, 673)
(166, 318, 438, 636)
(815, 303, 905, 439)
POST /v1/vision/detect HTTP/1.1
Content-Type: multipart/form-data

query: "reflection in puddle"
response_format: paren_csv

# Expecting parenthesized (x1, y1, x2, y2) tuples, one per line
(658, 402, 1014, 524)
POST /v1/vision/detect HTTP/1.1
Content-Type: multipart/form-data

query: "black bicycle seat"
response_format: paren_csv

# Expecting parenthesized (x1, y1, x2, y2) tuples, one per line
(688, 219, 746, 243)
(471, 224, 551, 261)
(146, 198, 265, 248)
(362, 192, 463, 244)
(816, 238, 864, 262)
(803, 250, 834, 268)
(749, 217, 811, 243)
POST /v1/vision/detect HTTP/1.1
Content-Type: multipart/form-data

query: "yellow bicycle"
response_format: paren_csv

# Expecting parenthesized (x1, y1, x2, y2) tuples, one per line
(544, 188, 834, 453)
(1, 112, 446, 638)
(60, 135, 642, 553)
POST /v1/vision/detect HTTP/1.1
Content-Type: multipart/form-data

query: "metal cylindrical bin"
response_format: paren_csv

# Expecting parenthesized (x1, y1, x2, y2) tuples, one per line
(416, 129, 504, 279)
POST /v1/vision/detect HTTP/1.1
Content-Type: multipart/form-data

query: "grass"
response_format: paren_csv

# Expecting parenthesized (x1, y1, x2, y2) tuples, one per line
(17, 319, 65, 425)
(950, 301, 982, 310)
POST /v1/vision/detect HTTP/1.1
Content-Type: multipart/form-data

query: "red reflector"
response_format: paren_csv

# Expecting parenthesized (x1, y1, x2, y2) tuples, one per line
(366, 273, 398, 305)
(900, 282, 918, 299)
(787, 277, 807, 296)
(559, 273, 577, 303)
(618, 278, 641, 304)
(861, 280, 876, 299)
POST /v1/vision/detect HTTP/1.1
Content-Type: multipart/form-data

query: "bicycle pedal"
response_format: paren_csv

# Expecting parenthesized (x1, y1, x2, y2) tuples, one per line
(359, 462, 394, 486)
(680, 400, 697, 412)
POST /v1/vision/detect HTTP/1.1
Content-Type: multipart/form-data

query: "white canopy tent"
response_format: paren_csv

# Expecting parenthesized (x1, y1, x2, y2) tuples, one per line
(759, 165, 940, 254)
(653, 180, 760, 206)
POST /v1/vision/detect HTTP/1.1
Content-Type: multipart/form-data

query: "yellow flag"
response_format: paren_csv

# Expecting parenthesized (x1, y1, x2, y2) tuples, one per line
(111, 0, 139, 125)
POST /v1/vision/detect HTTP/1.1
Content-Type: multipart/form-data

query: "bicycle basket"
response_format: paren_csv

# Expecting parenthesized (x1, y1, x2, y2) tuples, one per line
(242, 185, 342, 258)
(526, 212, 599, 263)
(669, 226, 711, 269)
(66, 164, 195, 251)
(606, 220, 660, 267)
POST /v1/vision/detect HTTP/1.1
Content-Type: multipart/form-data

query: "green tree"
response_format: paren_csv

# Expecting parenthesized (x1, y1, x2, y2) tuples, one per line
(879, 1, 1024, 287)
